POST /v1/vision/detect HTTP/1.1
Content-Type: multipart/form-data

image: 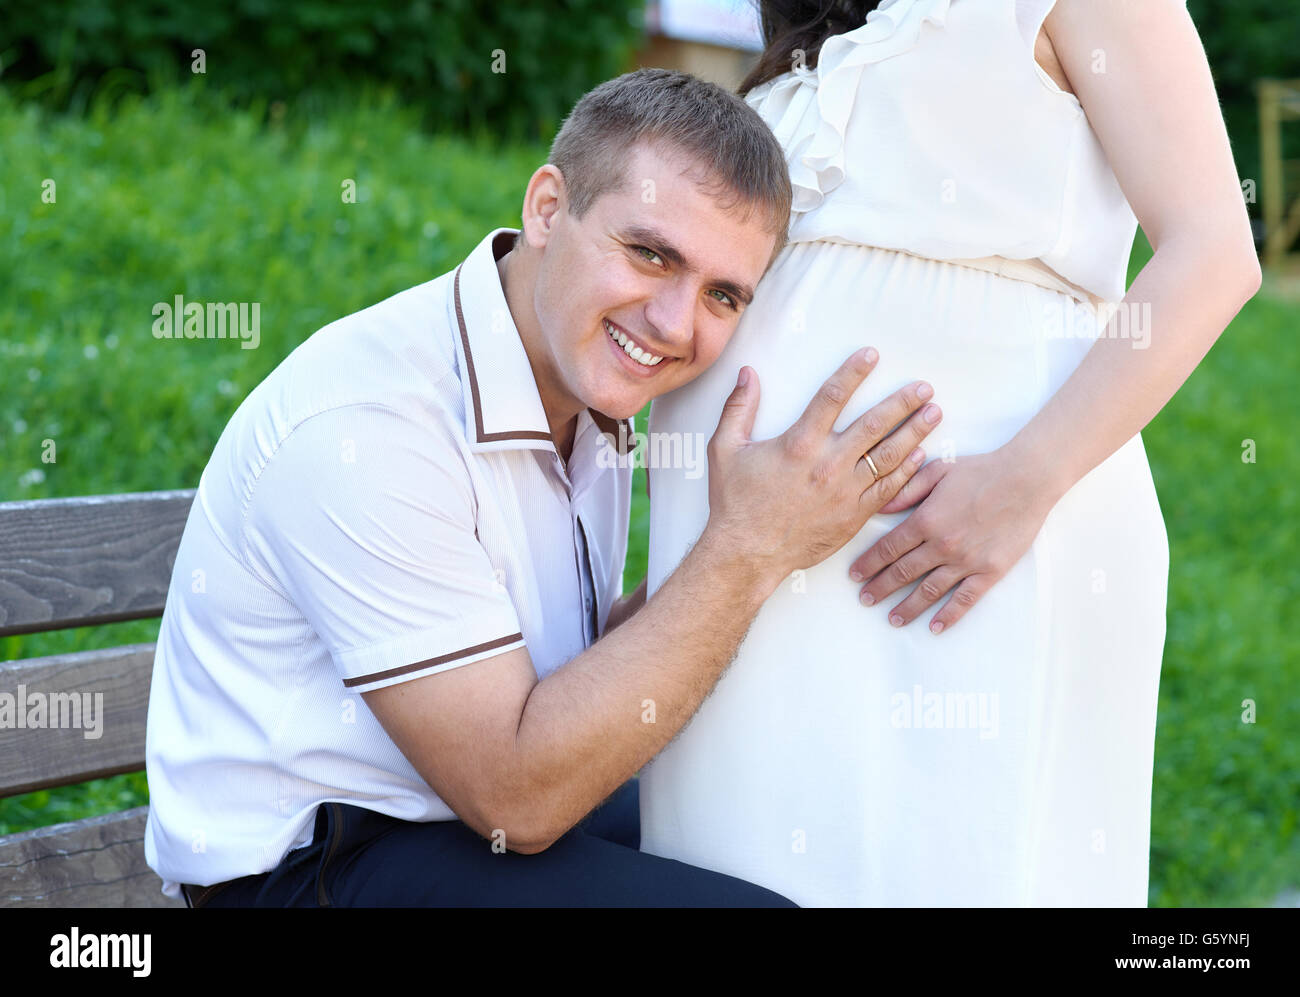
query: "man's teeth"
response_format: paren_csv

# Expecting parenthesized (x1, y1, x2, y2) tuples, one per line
(605, 320, 664, 366)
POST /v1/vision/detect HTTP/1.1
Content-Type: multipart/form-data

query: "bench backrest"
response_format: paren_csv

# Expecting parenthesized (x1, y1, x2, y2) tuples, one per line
(0, 491, 195, 907)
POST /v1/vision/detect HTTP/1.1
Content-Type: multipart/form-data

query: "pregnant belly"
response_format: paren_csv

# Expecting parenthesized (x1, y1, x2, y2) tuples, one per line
(640, 241, 1165, 906)
(655, 241, 1088, 456)
(646, 240, 1095, 594)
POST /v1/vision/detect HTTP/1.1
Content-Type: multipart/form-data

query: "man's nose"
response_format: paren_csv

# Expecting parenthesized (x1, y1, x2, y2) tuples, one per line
(644, 279, 695, 354)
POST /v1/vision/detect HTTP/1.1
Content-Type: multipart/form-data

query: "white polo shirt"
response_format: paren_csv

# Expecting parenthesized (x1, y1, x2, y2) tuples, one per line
(144, 228, 636, 899)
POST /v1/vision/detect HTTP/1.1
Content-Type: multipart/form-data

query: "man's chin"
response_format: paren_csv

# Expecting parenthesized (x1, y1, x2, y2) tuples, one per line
(589, 397, 644, 421)
(582, 380, 654, 421)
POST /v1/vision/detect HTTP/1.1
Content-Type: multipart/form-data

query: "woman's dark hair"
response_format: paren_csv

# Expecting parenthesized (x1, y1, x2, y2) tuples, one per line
(738, 1, 884, 96)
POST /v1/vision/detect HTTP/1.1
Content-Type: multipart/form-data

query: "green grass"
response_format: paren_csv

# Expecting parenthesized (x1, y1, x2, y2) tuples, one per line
(1, 84, 1296, 906)
(1134, 257, 1300, 907)
(0, 81, 547, 832)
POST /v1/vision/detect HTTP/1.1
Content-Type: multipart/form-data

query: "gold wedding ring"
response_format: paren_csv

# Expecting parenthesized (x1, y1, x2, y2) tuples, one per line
(864, 453, 881, 481)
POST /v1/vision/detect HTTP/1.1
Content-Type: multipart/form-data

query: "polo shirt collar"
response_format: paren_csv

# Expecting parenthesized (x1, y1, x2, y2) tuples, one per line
(452, 228, 636, 457)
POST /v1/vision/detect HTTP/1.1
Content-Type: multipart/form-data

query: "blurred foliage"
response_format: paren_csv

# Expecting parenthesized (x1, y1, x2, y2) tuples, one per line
(0, 772, 149, 837)
(0, 0, 645, 140)
(2, 2, 1297, 201)
(1186, 0, 1300, 207)
(0, 83, 545, 501)
(1123, 236, 1300, 907)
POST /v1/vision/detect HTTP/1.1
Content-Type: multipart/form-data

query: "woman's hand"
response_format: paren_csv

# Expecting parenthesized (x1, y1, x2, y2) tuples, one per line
(846, 448, 1060, 634)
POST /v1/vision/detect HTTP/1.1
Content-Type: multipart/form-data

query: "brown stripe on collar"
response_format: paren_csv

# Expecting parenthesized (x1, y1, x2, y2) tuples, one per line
(589, 409, 638, 457)
(454, 262, 639, 458)
(454, 263, 553, 446)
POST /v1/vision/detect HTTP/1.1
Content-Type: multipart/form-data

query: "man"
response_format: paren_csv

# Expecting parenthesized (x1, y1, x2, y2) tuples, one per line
(144, 68, 939, 906)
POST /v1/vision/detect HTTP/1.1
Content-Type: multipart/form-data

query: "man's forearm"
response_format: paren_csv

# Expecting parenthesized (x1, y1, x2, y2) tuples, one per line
(512, 525, 777, 847)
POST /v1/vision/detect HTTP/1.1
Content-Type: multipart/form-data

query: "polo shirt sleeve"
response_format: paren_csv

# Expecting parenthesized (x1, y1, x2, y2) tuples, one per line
(240, 401, 526, 694)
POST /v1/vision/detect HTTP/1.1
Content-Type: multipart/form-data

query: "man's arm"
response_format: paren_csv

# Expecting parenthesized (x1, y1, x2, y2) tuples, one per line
(363, 351, 941, 852)
(362, 525, 770, 853)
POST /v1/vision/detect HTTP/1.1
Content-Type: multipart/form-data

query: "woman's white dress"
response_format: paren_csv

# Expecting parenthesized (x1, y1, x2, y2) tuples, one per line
(639, 0, 1170, 906)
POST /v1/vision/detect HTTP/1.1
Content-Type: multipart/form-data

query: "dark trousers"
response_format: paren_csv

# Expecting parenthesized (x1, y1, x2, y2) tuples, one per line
(188, 779, 797, 908)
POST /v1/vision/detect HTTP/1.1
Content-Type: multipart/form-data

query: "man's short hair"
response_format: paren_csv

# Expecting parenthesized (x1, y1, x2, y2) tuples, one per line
(545, 68, 793, 264)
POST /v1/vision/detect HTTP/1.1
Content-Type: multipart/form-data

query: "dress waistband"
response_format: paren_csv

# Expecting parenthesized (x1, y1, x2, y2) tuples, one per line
(793, 238, 1108, 309)
(947, 254, 1107, 309)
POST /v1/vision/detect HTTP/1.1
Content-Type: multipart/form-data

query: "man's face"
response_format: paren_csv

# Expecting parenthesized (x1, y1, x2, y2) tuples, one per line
(528, 142, 777, 422)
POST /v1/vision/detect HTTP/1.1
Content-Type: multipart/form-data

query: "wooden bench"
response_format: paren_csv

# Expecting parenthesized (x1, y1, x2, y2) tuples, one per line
(0, 491, 195, 907)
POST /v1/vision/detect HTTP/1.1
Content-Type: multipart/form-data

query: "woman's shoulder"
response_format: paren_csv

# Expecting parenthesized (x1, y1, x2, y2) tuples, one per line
(742, 0, 961, 213)
(743, 0, 952, 108)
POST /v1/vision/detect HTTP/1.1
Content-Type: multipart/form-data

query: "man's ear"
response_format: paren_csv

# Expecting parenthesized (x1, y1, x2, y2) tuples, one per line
(521, 164, 566, 250)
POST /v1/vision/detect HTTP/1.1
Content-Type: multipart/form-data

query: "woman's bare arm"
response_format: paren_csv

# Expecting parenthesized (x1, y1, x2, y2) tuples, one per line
(1013, 0, 1260, 495)
(847, 0, 1260, 632)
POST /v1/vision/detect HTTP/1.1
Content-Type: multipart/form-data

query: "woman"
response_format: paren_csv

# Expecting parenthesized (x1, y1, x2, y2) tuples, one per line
(638, 0, 1259, 906)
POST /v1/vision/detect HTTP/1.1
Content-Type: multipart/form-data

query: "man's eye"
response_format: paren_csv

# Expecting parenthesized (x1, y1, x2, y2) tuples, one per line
(707, 289, 737, 309)
(635, 246, 664, 266)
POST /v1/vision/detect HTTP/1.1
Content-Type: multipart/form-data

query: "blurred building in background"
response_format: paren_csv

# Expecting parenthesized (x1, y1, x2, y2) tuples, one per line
(635, 0, 764, 92)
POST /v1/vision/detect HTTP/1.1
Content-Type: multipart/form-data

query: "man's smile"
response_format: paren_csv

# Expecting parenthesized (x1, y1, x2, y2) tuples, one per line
(603, 318, 679, 374)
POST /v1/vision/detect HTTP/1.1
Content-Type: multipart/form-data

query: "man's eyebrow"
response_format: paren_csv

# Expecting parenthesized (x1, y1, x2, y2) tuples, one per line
(618, 224, 755, 306)
(712, 277, 755, 307)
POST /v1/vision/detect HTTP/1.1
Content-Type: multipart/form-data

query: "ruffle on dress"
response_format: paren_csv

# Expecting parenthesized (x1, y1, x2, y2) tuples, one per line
(746, 0, 953, 214)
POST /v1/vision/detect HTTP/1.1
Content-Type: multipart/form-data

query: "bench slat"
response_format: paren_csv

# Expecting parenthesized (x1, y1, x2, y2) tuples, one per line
(0, 807, 183, 907)
(0, 490, 195, 637)
(0, 644, 154, 798)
